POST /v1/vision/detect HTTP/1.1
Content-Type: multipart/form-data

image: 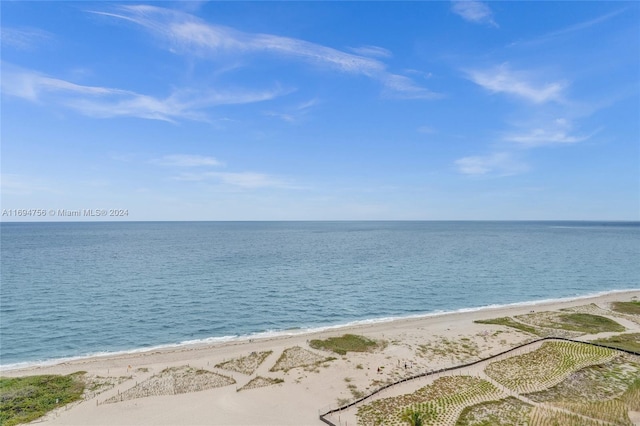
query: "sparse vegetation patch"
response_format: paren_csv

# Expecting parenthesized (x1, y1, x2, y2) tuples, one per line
(270, 346, 333, 372)
(309, 334, 381, 355)
(485, 341, 616, 393)
(418, 336, 481, 363)
(456, 396, 532, 426)
(529, 406, 606, 426)
(103, 366, 234, 403)
(592, 333, 640, 353)
(474, 317, 541, 336)
(610, 301, 640, 316)
(524, 354, 640, 424)
(82, 374, 131, 400)
(554, 313, 626, 334)
(237, 376, 284, 391)
(215, 350, 272, 375)
(356, 376, 503, 426)
(514, 312, 625, 335)
(526, 354, 640, 403)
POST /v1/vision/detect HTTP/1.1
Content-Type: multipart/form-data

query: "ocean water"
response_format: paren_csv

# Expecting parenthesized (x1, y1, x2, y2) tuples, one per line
(1, 221, 638, 368)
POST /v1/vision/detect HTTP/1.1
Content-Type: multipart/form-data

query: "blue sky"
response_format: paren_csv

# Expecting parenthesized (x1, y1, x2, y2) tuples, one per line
(1, 1, 638, 221)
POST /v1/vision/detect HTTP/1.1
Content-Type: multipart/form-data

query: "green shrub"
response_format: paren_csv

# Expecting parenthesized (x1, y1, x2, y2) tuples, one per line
(0, 372, 85, 426)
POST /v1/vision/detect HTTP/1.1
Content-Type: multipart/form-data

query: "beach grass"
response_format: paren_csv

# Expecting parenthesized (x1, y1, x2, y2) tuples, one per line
(485, 341, 616, 393)
(555, 396, 634, 425)
(456, 396, 532, 426)
(524, 354, 640, 424)
(309, 334, 380, 355)
(103, 366, 235, 403)
(529, 406, 606, 426)
(0, 372, 85, 426)
(591, 333, 640, 353)
(474, 317, 540, 335)
(270, 346, 334, 372)
(418, 336, 482, 363)
(610, 301, 640, 316)
(552, 313, 626, 334)
(237, 376, 284, 391)
(356, 376, 503, 426)
(526, 354, 640, 404)
(215, 350, 273, 375)
(514, 312, 625, 335)
(622, 377, 640, 410)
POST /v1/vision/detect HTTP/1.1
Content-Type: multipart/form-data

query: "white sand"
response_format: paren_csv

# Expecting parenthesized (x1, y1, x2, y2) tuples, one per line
(4, 290, 638, 426)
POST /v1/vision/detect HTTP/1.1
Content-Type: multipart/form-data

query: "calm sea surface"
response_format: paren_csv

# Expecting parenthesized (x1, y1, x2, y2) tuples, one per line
(1, 221, 638, 367)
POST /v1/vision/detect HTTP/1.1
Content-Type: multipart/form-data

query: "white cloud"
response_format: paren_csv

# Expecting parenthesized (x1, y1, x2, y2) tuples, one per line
(1, 65, 129, 101)
(296, 98, 319, 111)
(417, 125, 436, 134)
(451, 1, 497, 27)
(264, 98, 319, 123)
(1, 65, 287, 122)
(466, 64, 566, 104)
(507, 130, 584, 146)
(512, 8, 627, 47)
(348, 45, 393, 58)
(96, 5, 384, 74)
(174, 171, 288, 189)
(504, 119, 592, 147)
(382, 74, 441, 100)
(455, 152, 528, 176)
(0, 174, 58, 195)
(263, 111, 295, 122)
(210, 172, 285, 188)
(151, 155, 223, 167)
(1, 27, 52, 50)
(404, 69, 433, 79)
(91, 5, 439, 100)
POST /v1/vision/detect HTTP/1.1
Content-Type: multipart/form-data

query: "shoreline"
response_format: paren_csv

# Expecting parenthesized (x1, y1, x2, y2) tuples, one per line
(2, 289, 638, 426)
(3, 288, 638, 374)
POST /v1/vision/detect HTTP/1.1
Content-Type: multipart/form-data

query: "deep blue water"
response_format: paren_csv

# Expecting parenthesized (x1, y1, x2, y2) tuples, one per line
(1, 221, 638, 367)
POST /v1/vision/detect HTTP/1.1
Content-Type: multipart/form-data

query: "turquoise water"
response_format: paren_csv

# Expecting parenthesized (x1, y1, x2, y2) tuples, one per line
(1, 221, 638, 367)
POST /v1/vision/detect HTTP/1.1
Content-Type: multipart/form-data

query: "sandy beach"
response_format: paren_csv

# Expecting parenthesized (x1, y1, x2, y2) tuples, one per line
(3, 290, 639, 426)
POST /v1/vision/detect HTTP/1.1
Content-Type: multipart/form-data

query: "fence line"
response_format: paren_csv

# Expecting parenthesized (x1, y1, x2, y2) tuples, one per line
(318, 337, 639, 425)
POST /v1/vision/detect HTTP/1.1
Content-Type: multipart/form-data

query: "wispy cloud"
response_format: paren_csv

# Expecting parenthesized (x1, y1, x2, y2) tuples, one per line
(1, 64, 287, 122)
(1, 27, 52, 50)
(455, 152, 528, 176)
(264, 98, 319, 123)
(151, 154, 223, 167)
(510, 8, 627, 47)
(348, 45, 392, 59)
(382, 74, 441, 100)
(451, 0, 498, 27)
(1, 65, 129, 101)
(174, 171, 289, 189)
(90, 5, 439, 100)
(92, 5, 382, 73)
(417, 125, 436, 134)
(152, 152, 291, 189)
(466, 64, 566, 104)
(458, 63, 592, 176)
(504, 119, 594, 147)
(0, 174, 59, 195)
(210, 172, 287, 189)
